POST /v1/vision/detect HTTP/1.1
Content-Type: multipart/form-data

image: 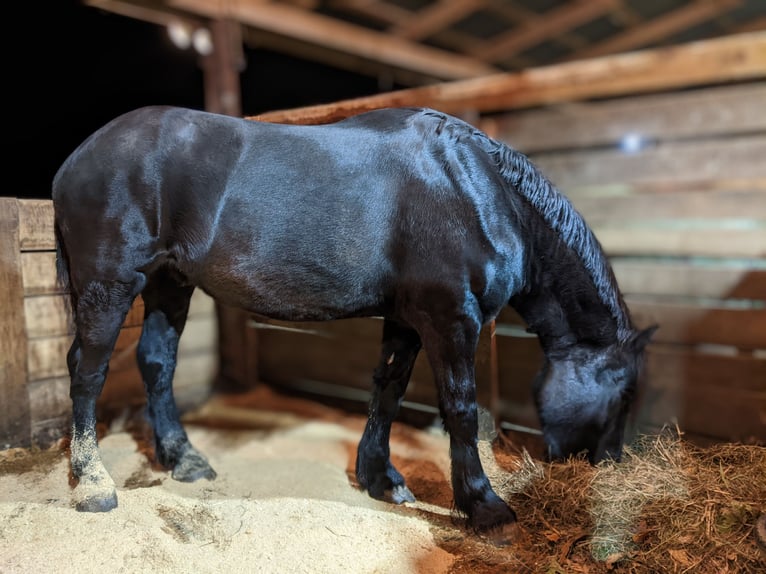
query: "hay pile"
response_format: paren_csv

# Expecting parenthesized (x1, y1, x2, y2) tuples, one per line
(482, 429, 766, 573)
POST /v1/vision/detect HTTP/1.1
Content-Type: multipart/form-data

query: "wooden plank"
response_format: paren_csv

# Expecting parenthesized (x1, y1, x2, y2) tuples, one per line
(27, 329, 135, 382)
(21, 288, 212, 345)
(565, 177, 766, 198)
(28, 377, 70, 425)
(167, 0, 497, 80)
(573, 189, 766, 224)
(21, 251, 60, 296)
(188, 289, 216, 317)
(471, 0, 618, 62)
(178, 315, 217, 352)
(627, 300, 766, 349)
(255, 316, 495, 407)
(23, 295, 144, 340)
(611, 259, 766, 300)
(252, 31, 766, 124)
(496, 336, 542, 403)
(0, 198, 32, 447)
(571, 0, 743, 61)
(389, 0, 489, 41)
(532, 134, 766, 187)
(22, 251, 217, 315)
(594, 226, 766, 258)
(26, 315, 216, 382)
(483, 82, 766, 153)
(18, 199, 55, 251)
(498, 297, 766, 349)
(637, 345, 766, 442)
(492, 339, 766, 442)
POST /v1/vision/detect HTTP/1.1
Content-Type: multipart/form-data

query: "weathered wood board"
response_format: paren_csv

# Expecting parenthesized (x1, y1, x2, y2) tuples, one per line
(0, 199, 219, 448)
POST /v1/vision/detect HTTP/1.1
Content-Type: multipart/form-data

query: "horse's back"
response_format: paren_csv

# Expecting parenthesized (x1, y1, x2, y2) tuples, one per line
(52, 106, 521, 321)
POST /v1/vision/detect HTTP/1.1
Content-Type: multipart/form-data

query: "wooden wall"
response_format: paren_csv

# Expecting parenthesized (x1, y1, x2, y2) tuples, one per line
(250, 81, 766, 445)
(0, 199, 218, 448)
(481, 81, 766, 443)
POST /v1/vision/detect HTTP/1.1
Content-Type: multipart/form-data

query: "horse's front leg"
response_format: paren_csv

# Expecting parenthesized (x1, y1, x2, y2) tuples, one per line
(356, 319, 421, 503)
(418, 312, 517, 533)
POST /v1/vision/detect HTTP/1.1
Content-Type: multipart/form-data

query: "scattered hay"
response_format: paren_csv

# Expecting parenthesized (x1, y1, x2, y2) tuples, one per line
(489, 429, 766, 573)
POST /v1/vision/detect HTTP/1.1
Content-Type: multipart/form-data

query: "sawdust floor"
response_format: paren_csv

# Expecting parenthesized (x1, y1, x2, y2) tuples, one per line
(0, 386, 542, 574)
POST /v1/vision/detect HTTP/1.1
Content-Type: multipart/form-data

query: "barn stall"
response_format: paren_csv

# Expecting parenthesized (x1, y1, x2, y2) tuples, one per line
(2, 7, 766, 574)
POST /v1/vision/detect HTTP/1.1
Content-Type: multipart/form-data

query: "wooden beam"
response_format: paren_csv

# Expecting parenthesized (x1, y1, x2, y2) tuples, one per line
(730, 16, 766, 34)
(200, 19, 244, 117)
(484, 82, 766, 153)
(483, 0, 590, 54)
(329, 0, 410, 26)
(251, 31, 766, 124)
(84, 0, 201, 27)
(471, 0, 618, 62)
(389, 0, 489, 41)
(168, 0, 498, 80)
(570, 0, 743, 61)
(532, 134, 766, 188)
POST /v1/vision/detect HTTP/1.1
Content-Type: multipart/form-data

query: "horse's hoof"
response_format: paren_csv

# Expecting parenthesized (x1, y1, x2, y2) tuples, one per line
(480, 520, 523, 547)
(171, 448, 217, 483)
(74, 488, 118, 513)
(469, 496, 517, 535)
(389, 484, 416, 504)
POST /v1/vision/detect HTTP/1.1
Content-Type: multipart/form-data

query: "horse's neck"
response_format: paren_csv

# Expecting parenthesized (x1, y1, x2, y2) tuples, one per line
(511, 230, 621, 353)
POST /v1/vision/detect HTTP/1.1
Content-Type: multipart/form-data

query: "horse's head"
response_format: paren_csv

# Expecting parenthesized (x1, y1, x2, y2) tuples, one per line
(533, 326, 657, 464)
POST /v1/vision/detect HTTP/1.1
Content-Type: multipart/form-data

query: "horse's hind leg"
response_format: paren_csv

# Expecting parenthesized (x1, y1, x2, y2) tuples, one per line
(69, 277, 145, 512)
(356, 319, 420, 503)
(137, 270, 216, 482)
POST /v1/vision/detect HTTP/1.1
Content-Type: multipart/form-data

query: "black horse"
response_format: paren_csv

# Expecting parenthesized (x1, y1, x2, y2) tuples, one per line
(52, 106, 655, 533)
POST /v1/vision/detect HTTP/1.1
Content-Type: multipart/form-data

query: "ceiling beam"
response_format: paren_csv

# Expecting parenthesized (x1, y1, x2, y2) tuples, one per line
(389, 0, 489, 41)
(483, 0, 590, 54)
(168, 0, 498, 80)
(328, 0, 410, 26)
(570, 0, 742, 61)
(470, 0, 619, 62)
(250, 31, 766, 124)
(85, 0, 201, 27)
(730, 16, 766, 34)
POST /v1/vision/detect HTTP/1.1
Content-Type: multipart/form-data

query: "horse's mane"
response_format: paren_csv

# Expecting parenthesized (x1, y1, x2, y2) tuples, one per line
(473, 130, 633, 341)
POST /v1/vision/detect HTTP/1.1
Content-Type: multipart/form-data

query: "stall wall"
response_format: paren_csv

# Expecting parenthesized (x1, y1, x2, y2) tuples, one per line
(254, 81, 766, 445)
(0, 199, 218, 447)
(481, 81, 766, 443)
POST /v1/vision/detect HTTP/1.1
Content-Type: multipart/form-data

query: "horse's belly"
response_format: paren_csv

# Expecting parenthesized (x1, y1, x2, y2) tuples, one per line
(191, 242, 390, 321)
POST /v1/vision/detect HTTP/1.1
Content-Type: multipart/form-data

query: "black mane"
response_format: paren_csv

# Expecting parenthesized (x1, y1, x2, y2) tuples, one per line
(479, 135, 633, 342)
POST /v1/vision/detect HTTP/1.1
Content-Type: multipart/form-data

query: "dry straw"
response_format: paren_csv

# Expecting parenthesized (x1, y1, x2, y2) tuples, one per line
(482, 428, 766, 573)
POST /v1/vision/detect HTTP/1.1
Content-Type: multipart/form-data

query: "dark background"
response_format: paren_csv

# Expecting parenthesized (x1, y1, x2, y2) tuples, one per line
(7, 0, 393, 200)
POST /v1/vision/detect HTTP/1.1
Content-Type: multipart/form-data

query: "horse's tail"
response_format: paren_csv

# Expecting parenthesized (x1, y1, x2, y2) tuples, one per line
(54, 219, 77, 330)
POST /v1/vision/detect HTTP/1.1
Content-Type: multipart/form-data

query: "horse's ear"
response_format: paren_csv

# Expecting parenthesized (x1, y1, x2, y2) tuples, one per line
(630, 325, 658, 352)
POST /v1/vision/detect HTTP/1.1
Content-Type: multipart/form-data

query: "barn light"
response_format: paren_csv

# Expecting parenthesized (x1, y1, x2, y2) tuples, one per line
(192, 27, 214, 56)
(167, 21, 192, 50)
(620, 133, 645, 154)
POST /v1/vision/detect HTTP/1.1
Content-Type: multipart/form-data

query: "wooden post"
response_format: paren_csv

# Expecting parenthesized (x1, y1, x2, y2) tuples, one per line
(201, 19, 244, 117)
(488, 319, 500, 431)
(0, 198, 32, 448)
(198, 19, 259, 391)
